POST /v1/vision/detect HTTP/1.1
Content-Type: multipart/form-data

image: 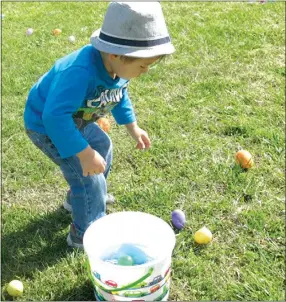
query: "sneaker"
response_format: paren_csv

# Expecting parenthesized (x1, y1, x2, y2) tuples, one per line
(106, 193, 116, 204)
(67, 224, 83, 249)
(63, 192, 115, 212)
(63, 198, 73, 212)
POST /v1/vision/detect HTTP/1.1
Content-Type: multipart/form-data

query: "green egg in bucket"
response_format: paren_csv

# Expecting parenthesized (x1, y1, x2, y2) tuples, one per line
(83, 211, 176, 301)
(118, 255, 134, 266)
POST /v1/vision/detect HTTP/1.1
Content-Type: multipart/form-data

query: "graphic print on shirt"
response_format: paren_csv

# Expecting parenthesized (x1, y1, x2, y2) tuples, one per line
(73, 83, 128, 128)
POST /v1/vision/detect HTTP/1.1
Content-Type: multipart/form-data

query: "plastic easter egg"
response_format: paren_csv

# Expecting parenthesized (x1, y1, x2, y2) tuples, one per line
(102, 243, 151, 266)
(26, 28, 33, 36)
(117, 243, 150, 265)
(68, 35, 76, 43)
(194, 226, 212, 244)
(171, 209, 186, 230)
(97, 118, 111, 133)
(235, 149, 254, 169)
(7, 280, 23, 297)
(52, 28, 62, 36)
(118, 255, 134, 266)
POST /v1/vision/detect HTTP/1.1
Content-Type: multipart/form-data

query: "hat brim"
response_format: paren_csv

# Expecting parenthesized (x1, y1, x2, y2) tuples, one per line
(90, 29, 175, 58)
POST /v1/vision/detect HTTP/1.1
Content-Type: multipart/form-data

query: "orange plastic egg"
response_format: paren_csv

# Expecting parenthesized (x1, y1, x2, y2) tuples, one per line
(97, 118, 111, 133)
(52, 28, 62, 36)
(235, 149, 254, 169)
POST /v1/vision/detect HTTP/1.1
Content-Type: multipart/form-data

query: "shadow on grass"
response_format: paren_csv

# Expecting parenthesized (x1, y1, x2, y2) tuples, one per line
(192, 244, 209, 256)
(55, 280, 95, 301)
(1, 207, 72, 283)
(1, 280, 95, 302)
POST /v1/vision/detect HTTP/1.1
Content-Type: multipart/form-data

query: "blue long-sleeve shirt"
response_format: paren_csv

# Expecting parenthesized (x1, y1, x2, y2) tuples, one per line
(24, 45, 136, 158)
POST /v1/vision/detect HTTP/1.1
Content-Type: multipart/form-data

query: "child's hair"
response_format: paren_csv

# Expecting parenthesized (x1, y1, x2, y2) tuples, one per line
(120, 55, 167, 63)
(120, 54, 167, 63)
(100, 51, 166, 64)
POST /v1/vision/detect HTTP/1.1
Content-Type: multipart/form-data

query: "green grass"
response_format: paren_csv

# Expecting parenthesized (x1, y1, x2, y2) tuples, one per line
(1, 1, 285, 301)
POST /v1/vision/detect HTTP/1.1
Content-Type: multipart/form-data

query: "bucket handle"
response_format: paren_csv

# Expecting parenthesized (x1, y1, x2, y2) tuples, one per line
(85, 258, 154, 293)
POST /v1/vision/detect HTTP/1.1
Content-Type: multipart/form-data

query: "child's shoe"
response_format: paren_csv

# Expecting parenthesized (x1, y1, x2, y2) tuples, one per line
(63, 192, 115, 212)
(67, 224, 83, 249)
(106, 193, 116, 204)
(63, 198, 73, 212)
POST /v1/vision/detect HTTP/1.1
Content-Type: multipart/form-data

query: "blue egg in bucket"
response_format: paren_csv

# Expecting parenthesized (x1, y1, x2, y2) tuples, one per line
(83, 212, 176, 301)
(102, 243, 153, 266)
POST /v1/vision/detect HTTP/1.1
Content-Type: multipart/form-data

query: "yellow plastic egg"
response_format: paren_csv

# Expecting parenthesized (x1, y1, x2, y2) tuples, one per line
(7, 280, 23, 297)
(194, 226, 213, 244)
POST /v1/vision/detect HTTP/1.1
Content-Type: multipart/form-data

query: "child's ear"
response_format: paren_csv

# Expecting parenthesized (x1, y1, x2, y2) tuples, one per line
(109, 54, 120, 61)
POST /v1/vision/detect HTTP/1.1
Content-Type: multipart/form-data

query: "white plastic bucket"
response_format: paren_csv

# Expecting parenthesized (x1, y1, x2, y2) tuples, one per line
(83, 211, 176, 301)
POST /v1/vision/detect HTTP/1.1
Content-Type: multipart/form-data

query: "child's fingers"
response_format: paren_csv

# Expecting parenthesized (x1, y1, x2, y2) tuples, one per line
(136, 138, 145, 149)
(142, 136, 151, 149)
(139, 134, 150, 149)
(83, 162, 106, 176)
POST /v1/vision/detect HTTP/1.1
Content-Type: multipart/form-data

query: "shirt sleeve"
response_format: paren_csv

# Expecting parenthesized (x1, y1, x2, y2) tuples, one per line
(111, 87, 136, 125)
(42, 66, 89, 158)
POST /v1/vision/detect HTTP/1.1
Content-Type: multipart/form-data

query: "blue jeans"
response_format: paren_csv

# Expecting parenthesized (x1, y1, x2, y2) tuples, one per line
(25, 122, 113, 238)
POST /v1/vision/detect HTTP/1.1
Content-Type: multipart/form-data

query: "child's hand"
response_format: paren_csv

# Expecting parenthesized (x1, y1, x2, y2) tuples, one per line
(76, 146, 106, 176)
(125, 122, 151, 150)
(134, 128, 151, 150)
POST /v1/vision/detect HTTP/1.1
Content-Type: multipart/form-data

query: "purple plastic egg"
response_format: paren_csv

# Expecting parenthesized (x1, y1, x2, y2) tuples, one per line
(171, 209, 186, 230)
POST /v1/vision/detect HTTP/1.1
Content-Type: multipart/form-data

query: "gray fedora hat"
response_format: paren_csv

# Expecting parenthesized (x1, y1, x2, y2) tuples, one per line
(90, 2, 175, 58)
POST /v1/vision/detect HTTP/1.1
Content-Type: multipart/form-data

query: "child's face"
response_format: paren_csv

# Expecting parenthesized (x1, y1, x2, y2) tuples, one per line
(110, 55, 160, 80)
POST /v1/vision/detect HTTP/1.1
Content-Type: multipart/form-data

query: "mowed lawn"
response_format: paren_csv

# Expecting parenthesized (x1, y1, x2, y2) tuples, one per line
(1, 2, 285, 301)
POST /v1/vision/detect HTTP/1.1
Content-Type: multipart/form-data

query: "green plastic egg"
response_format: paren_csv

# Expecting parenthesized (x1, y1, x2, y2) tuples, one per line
(118, 255, 134, 266)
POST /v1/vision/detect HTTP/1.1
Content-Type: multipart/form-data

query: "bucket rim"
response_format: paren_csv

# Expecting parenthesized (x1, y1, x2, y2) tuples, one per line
(83, 211, 176, 269)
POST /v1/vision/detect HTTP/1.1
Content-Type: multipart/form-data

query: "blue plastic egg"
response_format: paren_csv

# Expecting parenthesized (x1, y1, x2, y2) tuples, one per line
(171, 209, 186, 230)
